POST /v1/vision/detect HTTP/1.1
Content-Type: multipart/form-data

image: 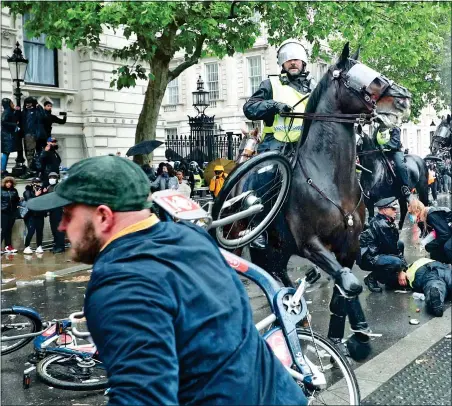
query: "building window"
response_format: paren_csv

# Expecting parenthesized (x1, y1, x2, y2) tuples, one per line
(315, 63, 328, 82)
(167, 78, 179, 105)
(248, 56, 262, 95)
(23, 15, 58, 87)
(402, 129, 408, 147)
(205, 63, 220, 100)
(165, 128, 178, 138)
(417, 129, 422, 155)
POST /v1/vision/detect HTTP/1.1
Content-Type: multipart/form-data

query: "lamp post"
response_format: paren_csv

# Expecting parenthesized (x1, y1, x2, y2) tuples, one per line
(7, 42, 29, 108)
(188, 76, 215, 164)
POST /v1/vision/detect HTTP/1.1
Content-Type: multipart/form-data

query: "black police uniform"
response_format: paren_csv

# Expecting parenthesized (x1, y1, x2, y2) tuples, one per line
(47, 182, 65, 252)
(358, 197, 407, 291)
(385, 128, 410, 197)
(424, 207, 452, 264)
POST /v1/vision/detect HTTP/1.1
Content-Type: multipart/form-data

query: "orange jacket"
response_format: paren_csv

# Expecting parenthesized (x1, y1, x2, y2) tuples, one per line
(209, 173, 228, 197)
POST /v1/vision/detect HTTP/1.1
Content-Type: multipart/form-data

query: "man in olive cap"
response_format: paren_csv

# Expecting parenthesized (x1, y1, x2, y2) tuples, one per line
(27, 156, 307, 405)
(357, 197, 408, 292)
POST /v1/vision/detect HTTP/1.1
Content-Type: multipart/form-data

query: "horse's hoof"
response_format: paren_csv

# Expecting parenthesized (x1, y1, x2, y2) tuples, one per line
(346, 334, 371, 361)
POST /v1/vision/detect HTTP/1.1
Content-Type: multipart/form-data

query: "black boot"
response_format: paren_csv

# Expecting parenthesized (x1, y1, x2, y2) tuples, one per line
(250, 231, 267, 250)
(364, 273, 382, 293)
(427, 287, 443, 317)
(401, 185, 413, 203)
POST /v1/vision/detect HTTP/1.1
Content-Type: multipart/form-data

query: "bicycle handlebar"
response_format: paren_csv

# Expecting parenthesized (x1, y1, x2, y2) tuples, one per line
(69, 311, 91, 338)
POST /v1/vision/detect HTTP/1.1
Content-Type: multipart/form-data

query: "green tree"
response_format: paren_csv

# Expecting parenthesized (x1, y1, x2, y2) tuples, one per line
(6, 1, 451, 162)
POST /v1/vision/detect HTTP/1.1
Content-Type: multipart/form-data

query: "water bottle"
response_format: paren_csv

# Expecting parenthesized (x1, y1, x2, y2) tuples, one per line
(420, 230, 436, 247)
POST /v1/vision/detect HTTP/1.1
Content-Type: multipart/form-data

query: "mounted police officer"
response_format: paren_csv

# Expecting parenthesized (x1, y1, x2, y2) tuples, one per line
(376, 126, 412, 202)
(242, 39, 316, 248)
(358, 197, 408, 292)
(243, 39, 316, 153)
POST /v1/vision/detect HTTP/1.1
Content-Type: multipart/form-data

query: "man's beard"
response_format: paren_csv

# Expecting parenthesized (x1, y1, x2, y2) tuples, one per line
(71, 221, 103, 264)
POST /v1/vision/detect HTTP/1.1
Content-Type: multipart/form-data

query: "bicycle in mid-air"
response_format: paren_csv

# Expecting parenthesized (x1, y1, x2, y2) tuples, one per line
(1, 306, 107, 391)
(153, 190, 360, 405)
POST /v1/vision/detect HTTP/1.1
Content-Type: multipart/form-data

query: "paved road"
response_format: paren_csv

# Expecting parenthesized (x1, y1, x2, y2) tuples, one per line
(1, 194, 450, 405)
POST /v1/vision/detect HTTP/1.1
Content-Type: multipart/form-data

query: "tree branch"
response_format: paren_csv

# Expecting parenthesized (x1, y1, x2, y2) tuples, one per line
(169, 34, 207, 80)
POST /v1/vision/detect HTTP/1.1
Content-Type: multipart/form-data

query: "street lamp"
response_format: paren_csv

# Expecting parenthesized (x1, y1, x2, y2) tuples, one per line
(7, 42, 29, 108)
(192, 75, 210, 115)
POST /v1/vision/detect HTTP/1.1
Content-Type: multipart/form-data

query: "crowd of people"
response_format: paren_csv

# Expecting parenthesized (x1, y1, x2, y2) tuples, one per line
(1, 97, 66, 180)
(427, 159, 452, 204)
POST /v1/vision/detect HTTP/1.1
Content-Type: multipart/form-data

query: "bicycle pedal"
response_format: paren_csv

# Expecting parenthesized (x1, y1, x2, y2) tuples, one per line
(306, 267, 321, 284)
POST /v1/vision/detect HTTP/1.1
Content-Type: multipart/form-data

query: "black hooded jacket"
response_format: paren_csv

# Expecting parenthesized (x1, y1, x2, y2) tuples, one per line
(42, 110, 66, 139)
(243, 72, 315, 128)
(1, 186, 20, 213)
(425, 207, 452, 252)
(358, 213, 404, 267)
(21, 98, 46, 140)
(1, 98, 19, 154)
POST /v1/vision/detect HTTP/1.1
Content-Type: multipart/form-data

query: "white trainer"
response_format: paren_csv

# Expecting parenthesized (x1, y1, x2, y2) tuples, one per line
(35, 246, 44, 254)
(23, 246, 33, 254)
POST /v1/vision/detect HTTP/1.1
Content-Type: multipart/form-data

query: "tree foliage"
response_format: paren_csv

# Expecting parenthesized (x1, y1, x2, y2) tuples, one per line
(6, 1, 451, 154)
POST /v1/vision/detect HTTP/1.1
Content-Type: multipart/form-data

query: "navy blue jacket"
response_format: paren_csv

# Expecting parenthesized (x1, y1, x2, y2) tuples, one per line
(85, 220, 306, 405)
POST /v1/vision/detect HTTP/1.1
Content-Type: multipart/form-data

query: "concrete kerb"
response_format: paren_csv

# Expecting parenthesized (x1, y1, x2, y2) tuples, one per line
(356, 309, 452, 401)
(43, 264, 92, 279)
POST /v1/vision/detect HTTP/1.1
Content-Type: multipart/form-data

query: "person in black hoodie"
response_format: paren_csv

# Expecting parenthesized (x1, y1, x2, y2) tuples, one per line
(1, 176, 20, 253)
(39, 137, 62, 186)
(42, 101, 66, 139)
(21, 97, 46, 175)
(23, 177, 47, 254)
(408, 198, 452, 264)
(1, 98, 20, 176)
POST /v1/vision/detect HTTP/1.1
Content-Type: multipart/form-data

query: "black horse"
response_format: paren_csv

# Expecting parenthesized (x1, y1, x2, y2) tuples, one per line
(357, 130, 429, 230)
(236, 43, 412, 357)
(430, 114, 451, 160)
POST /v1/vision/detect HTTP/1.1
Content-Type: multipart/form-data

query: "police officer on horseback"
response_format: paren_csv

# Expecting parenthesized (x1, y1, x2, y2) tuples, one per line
(242, 39, 316, 249)
(376, 126, 412, 201)
(243, 39, 316, 153)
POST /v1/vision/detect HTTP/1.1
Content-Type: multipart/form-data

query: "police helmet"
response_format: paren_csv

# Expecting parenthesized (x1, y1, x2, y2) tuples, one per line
(277, 39, 308, 67)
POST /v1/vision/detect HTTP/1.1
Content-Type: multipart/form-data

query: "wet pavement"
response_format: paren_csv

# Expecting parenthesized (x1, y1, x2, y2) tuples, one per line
(1, 193, 451, 405)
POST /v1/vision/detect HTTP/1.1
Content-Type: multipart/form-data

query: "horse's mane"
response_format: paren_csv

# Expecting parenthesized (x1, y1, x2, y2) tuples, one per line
(301, 69, 330, 139)
(301, 59, 355, 140)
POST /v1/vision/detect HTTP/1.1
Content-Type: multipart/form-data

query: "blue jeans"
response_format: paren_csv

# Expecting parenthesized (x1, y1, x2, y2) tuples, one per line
(1, 153, 9, 172)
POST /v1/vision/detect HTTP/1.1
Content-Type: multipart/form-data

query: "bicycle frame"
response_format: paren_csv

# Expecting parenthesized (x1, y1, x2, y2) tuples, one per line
(151, 190, 326, 387)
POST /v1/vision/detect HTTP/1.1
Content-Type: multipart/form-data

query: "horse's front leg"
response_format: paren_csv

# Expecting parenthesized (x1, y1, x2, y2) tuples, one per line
(398, 197, 407, 230)
(364, 196, 374, 224)
(302, 236, 372, 361)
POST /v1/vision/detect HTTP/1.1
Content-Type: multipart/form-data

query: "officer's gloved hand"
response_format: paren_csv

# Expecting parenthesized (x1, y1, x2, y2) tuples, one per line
(336, 267, 363, 296)
(274, 102, 292, 114)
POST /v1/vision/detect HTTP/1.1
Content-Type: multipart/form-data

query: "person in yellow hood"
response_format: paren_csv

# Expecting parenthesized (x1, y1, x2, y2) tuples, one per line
(209, 165, 228, 198)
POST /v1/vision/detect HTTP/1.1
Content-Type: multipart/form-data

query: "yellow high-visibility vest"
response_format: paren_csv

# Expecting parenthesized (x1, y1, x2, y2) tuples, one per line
(193, 174, 203, 188)
(406, 258, 435, 287)
(262, 76, 308, 143)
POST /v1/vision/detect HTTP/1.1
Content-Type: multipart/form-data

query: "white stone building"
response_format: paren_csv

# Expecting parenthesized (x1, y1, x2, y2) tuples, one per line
(1, 7, 446, 169)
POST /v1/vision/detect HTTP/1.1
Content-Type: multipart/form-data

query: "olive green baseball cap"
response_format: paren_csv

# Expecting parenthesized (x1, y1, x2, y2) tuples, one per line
(27, 156, 153, 212)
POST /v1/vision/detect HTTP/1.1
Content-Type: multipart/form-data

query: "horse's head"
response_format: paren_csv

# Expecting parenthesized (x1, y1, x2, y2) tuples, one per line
(331, 43, 411, 128)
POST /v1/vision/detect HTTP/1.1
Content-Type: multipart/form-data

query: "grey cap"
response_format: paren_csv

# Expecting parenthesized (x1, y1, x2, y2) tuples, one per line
(375, 196, 399, 209)
(48, 172, 58, 178)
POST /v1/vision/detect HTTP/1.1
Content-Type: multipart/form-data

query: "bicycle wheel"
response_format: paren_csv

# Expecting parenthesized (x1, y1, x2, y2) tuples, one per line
(212, 152, 292, 249)
(37, 354, 108, 391)
(296, 329, 360, 405)
(1, 308, 41, 355)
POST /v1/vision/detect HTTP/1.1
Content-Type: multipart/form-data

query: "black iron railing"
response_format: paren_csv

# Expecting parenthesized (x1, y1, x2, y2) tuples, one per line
(166, 132, 242, 165)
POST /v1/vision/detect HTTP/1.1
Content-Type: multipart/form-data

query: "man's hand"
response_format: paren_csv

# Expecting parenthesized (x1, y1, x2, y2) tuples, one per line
(398, 271, 407, 287)
(45, 144, 51, 151)
(274, 102, 292, 114)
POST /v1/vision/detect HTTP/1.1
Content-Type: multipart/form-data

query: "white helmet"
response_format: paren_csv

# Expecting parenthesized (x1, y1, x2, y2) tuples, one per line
(277, 39, 308, 67)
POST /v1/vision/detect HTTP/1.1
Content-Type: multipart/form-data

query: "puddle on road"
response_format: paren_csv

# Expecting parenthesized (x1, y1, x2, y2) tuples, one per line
(1, 251, 80, 281)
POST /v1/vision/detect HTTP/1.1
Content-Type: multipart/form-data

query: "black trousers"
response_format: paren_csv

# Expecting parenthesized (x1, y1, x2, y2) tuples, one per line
(49, 208, 65, 250)
(390, 151, 410, 187)
(24, 216, 45, 247)
(412, 262, 452, 312)
(429, 181, 438, 200)
(1, 212, 16, 247)
(428, 237, 452, 265)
